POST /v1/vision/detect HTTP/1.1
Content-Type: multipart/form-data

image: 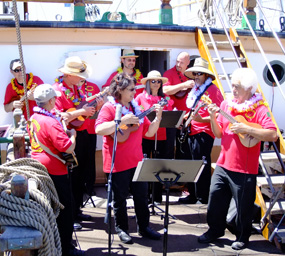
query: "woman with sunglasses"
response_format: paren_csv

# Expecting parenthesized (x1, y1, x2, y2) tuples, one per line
(95, 73, 163, 244)
(4, 59, 44, 120)
(135, 70, 174, 203)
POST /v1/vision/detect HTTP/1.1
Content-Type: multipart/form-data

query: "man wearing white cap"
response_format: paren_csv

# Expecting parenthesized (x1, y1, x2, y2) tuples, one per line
(28, 84, 85, 256)
(53, 56, 97, 226)
(4, 59, 44, 120)
(102, 49, 144, 97)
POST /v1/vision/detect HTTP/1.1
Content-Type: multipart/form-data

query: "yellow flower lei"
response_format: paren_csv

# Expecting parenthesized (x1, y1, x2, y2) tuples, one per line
(117, 67, 142, 83)
(11, 73, 34, 95)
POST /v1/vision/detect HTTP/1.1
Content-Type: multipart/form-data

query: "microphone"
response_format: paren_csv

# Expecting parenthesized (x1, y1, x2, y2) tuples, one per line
(114, 104, 122, 124)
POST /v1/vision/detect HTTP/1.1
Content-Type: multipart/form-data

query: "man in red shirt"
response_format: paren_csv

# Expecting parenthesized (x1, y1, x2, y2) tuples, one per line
(163, 52, 195, 159)
(102, 49, 144, 97)
(4, 59, 44, 120)
(179, 58, 223, 204)
(53, 56, 96, 225)
(199, 67, 277, 250)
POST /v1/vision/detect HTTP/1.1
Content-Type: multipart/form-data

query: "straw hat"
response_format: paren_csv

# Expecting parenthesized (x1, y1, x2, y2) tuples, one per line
(184, 58, 215, 80)
(141, 70, 168, 85)
(120, 49, 139, 59)
(58, 56, 91, 79)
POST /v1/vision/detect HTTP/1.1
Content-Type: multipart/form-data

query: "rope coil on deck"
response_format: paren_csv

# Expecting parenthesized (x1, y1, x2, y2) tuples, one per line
(0, 158, 64, 256)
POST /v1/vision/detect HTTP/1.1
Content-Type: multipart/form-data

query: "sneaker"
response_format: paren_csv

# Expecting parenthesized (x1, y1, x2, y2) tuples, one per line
(76, 213, 92, 222)
(69, 247, 86, 256)
(198, 230, 224, 243)
(139, 226, 161, 240)
(117, 231, 133, 244)
(73, 222, 82, 231)
(231, 241, 248, 250)
(178, 195, 197, 204)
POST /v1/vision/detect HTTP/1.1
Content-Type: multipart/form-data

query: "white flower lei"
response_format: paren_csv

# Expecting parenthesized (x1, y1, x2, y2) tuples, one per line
(107, 96, 144, 124)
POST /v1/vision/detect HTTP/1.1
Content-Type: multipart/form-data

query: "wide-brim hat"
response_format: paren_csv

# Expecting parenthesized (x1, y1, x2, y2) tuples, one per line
(120, 49, 139, 59)
(34, 84, 61, 103)
(141, 70, 168, 85)
(58, 56, 91, 79)
(184, 57, 215, 81)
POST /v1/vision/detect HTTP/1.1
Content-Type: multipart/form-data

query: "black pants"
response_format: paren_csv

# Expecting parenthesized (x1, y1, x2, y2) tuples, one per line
(111, 168, 149, 233)
(72, 129, 93, 215)
(142, 138, 167, 203)
(50, 174, 74, 256)
(86, 133, 97, 196)
(187, 132, 214, 203)
(207, 165, 256, 242)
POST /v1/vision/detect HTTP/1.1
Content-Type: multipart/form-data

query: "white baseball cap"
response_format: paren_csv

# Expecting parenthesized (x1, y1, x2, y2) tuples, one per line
(34, 84, 61, 103)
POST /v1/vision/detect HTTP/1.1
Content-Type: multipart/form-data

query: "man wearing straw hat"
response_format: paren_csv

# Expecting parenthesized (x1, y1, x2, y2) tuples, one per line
(102, 49, 144, 97)
(53, 56, 97, 227)
(178, 57, 223, 204)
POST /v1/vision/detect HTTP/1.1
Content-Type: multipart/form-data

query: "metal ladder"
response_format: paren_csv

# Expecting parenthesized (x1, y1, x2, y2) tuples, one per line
(195, 0, 285, 247)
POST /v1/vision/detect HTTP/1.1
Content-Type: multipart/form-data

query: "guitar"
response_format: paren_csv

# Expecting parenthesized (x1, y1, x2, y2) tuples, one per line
(55, 110, 79, 168)
(67, 87, 109, 129)
(112, 98, 168, 143)
(174, 88, 191, 99)
(201, 95, 262, 148)
(178, 100, 207, 143)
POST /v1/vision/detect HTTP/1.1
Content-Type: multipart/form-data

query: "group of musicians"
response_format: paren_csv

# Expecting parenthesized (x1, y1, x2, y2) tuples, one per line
(4, 51, 278, 254)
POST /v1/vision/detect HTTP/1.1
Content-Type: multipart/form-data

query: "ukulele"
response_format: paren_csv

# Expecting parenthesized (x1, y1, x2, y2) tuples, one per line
(67, 88, 109, 129)
(55, 110, 79, 168)
(111, 98, 168, 143)
(11, 84, 37, 110)
(201, 95, 262, 148)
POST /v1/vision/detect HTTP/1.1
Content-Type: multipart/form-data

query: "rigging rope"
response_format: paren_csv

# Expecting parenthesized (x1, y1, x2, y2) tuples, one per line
(11, 0, 31, 121)
(0, 158, 63, 256)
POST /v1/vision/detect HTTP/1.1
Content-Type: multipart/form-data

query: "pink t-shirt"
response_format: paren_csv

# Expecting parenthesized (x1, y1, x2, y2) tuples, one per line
(29, 113, 72, 175)
(95, 101, 150, 173)
(4, 74, 44, 120)
(163, 66, 189, 111)
(102, 70, 144, 97)
(190, 83, 224, 138)
(53, 81, 88, 131)
(135, 91, 174, 140)
(216, 100, 277, 175)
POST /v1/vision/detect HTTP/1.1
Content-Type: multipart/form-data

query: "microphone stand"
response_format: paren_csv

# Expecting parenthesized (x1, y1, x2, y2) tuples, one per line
(105, 120, 120, 256)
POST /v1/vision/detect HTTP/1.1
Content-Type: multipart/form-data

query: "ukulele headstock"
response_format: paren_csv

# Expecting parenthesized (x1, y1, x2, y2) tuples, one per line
(201, 95, 212, 105)
(158, 98, 168, 107)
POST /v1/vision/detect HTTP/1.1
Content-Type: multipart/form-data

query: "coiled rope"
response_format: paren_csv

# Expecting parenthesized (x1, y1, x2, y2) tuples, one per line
(0, 158, 64, 256)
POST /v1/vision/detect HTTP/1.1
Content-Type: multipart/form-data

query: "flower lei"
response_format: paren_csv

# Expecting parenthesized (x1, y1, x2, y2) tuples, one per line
(117, 67, 142, 83)
(33, 106, 56, 118)
(56, 76, 85, 106)
(228, 93, 269, 119)
(11, 73, 34, 95)
(107, 96, 144, 124)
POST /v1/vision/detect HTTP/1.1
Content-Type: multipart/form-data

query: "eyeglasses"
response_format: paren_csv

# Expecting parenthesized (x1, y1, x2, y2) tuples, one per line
(151, 80, 162, 84)
(126, 87, 136, 92)
(192, 72, 204, 76)
(13, 68, 22, 73)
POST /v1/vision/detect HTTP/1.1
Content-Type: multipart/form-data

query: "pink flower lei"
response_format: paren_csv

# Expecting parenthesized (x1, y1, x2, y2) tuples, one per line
(228, 93, 269, 119)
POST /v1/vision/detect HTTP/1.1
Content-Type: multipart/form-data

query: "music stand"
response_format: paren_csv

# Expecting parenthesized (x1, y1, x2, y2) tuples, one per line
(146, 110, 185, 217)
(133, 159, 205, 256)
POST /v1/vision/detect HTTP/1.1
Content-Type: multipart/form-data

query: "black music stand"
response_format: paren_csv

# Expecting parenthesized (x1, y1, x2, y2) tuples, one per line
(133, 159, 205, 256)
(146, 110, 185, 217)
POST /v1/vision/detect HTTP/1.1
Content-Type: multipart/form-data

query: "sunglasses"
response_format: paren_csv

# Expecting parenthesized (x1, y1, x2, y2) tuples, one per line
(151, 80, 162, 84)
(192, 72, 204, 76)
(126, 87, 136, 92)
(13, 68, 22, 73)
